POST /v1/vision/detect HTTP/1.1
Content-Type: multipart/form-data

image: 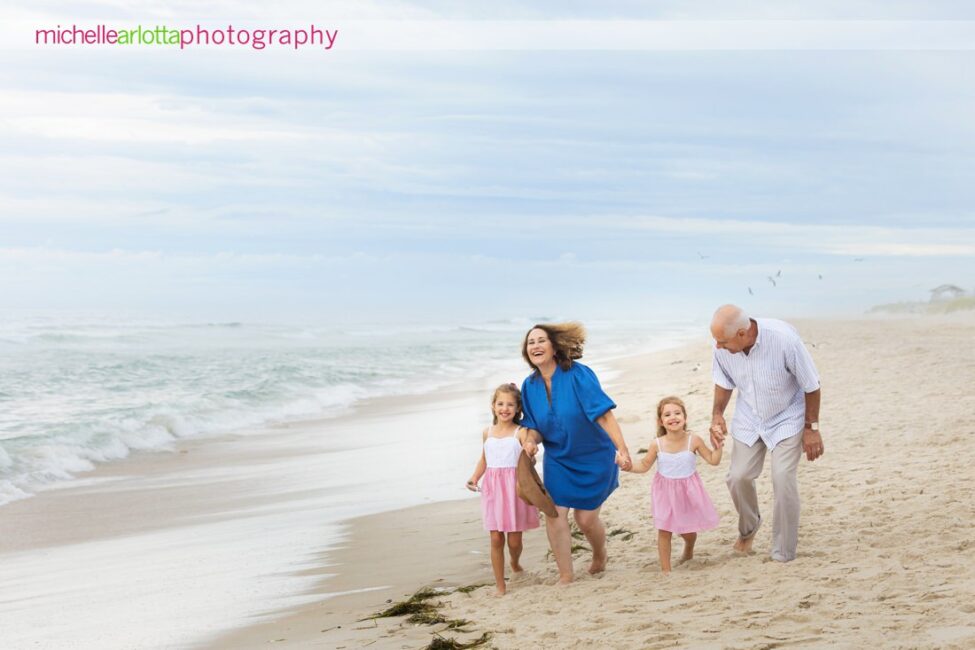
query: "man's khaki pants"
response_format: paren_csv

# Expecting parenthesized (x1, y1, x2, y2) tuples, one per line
(726, 430, 803, 562)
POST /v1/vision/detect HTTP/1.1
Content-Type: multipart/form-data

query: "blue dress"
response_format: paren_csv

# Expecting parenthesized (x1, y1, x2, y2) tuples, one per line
(520, 362, 618, 510)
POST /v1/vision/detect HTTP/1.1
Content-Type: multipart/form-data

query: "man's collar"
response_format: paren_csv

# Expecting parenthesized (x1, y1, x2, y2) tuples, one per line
(743, 319, 760, 355)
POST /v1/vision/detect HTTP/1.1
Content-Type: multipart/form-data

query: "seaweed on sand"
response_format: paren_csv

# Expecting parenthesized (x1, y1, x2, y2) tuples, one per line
(424, 632, 492, 649)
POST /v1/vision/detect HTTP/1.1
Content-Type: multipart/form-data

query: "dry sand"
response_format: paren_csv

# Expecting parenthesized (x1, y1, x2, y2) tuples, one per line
(225, 314, 975, 649)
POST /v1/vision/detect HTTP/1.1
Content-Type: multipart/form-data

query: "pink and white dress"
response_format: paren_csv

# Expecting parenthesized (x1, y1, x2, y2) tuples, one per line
(481, 427, 540, 532)
(651, 435, 720, 534)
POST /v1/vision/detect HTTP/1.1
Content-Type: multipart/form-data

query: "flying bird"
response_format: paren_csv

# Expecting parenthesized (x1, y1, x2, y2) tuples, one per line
(818, 274, 823, 280)
(748, 287, 754, 295)
(776, 269, 781, 278)
(767, 276, 777, 287)
(697, 251, 710, 259)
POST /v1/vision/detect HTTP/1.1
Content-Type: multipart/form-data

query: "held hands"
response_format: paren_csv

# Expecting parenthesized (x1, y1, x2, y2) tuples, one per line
(522, 439, 539, 458)
(615, 448, 633, 472)
(802, 427, 825, 461)
(709, 415, 728, 449)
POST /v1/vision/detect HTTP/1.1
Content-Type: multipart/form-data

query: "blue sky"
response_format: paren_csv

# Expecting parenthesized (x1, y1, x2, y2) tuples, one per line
(2, 2, 974, 324)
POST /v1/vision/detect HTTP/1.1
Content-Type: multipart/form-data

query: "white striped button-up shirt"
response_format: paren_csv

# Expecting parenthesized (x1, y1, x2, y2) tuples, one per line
(712, 318, 820, 450)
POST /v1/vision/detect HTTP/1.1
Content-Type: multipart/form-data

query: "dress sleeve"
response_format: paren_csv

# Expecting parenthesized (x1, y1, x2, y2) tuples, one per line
(519, 376, 538, 430)
(570, 363, 616, 422)
(711, 348, 736, 390)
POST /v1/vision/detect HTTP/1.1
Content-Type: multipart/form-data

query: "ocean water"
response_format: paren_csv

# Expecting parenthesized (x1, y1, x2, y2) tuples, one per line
(0, 314, 700, 506)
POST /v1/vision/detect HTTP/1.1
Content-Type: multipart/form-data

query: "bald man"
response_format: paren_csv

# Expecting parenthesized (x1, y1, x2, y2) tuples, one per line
(709, 304, 823, 562)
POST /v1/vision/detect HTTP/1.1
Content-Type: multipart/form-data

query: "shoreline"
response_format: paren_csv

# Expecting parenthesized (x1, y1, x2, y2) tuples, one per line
(0, 370, 522, 649)
(0, 329, 694, 650)
(6, 313, 975, 648)
(206, 332, 719, 648)
(211, 314, 975, 649)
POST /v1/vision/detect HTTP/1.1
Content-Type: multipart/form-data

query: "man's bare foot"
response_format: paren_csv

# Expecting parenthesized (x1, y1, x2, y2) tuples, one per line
(588, 548, 608, 574)
(733, 536, 754, 554)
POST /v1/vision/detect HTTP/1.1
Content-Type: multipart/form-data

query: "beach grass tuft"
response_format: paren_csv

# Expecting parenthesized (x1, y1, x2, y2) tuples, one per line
(548, 543, 591, 560)
(444, 618, 475, 632)
(424, 632, 492, 649)
(362, 587, 442, 620)
(609, 527, 636, 541)
(407, 609, 448, 625)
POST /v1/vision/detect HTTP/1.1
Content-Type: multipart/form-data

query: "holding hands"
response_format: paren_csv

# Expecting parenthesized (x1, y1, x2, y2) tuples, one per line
(615, 448, 633, 472)
(709, 415, 727, 450)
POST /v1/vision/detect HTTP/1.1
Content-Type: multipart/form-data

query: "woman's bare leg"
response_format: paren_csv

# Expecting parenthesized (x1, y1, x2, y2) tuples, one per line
(544, 506, 574, 584)
(658, 530, 673, 573)
(573, 507, 608, 574)
(489, 531, 506, 595)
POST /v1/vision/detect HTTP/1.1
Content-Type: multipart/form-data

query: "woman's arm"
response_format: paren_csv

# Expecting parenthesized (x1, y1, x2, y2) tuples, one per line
(692, 434, 723, 466)
(466, 429, 489, 491)
(521, 428, 542, 457)
(627, 442, 657, 474)
(595, 410, 632, 470)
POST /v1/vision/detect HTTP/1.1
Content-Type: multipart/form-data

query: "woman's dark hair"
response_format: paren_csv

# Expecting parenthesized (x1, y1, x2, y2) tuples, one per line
(521, 322, 586, 373)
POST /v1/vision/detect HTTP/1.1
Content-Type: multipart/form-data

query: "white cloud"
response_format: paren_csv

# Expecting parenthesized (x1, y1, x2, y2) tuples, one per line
(595, 214, 975, 256)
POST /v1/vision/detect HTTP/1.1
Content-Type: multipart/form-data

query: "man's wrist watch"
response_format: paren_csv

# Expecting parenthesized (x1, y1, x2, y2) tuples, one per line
(805, 421, 819, 431)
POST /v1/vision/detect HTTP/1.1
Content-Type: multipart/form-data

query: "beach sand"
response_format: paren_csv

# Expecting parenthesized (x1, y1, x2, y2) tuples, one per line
(5, 315, 974, 649)
(219, 314, 975, 649)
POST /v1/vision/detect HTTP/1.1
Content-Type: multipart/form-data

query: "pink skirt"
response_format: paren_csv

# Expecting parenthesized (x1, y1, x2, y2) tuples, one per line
(481, 467, 540, 532)
(651, 471, 720, 534)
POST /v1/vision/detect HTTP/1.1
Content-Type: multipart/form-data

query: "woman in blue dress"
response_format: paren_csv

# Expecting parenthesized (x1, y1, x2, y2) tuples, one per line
(520, 323, 632, 584)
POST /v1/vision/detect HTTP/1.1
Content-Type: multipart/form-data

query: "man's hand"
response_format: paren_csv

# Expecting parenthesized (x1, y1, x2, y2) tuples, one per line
(802, 427, 824, 461)
(710, 414, 728, 449)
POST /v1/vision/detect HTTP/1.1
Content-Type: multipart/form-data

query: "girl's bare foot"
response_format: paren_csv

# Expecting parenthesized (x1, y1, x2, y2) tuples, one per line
(510, 561, 524, 574)
(677, 550, 694, 565)
(493, 586, 506, 597)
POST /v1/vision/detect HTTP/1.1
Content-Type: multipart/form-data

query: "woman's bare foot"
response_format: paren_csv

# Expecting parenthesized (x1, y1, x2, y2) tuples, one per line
(588, 548, 608, 574)
(733, 536, 755, 554)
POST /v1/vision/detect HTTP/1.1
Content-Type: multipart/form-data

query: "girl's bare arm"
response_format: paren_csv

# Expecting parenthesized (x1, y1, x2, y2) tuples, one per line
(692, 434, 723, 466)
(628, 442, 658, 474)
(466, 429, 489, 490)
